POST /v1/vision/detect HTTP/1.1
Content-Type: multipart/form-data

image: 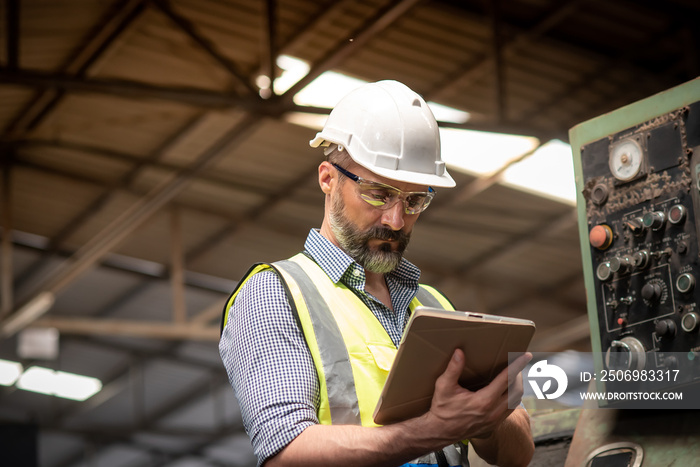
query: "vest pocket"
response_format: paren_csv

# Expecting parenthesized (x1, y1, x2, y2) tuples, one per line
(366, 343, 397, 373)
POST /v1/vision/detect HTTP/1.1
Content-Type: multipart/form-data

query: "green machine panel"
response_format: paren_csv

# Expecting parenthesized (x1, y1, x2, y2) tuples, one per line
(570, 77, 700, 397)
(567, 78, 700, 467)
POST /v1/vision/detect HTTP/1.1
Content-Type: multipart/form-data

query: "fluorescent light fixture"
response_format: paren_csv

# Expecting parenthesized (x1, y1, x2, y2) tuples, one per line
(17, 365, 102, 401)
(54, 370, 103, 401)
(17, 366, 55, 396)
(0, 359, 23, 386)
(501, 140, 577, 205)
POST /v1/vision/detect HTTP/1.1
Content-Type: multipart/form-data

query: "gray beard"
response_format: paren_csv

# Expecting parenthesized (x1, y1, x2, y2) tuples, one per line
(329, 192, 411, 274)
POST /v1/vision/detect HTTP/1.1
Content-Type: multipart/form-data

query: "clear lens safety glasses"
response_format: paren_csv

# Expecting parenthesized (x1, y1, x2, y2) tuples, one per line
(332, 163, 435, 215)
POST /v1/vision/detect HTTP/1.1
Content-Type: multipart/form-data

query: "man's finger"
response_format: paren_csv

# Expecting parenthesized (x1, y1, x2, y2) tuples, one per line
(479, 352, 532, 398)
(508, 352, 533, 381)
(438, 348, 465, 386)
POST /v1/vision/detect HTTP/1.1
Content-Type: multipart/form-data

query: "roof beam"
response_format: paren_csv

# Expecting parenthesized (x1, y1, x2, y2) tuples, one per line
(486, 0, 506, 122)
(10, 115, 210, 291)
(151, 0, 258, 96)
(424, 0, 588, 102)
(2, 0, 147, 139)
(183, 163, 319, 264)
(279, 0, 423, 102)
(0, 114, 261, 337)
(4, 0, 19, 70)
(259, 0, 277, 98)
(0, 68, 251, 109)
(514, 19, 686, 128)
(0, 157, 13, 317)
(169, 208, 187, 324)
(31, 317, 219, 341)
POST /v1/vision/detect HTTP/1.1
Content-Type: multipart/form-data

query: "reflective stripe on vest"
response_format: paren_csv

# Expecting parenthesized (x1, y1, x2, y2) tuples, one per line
(275, 258, 362, 425)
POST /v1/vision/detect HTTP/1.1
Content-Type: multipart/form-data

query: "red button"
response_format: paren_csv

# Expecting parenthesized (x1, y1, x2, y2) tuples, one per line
(589, 225, 613, 250)
(617, 317, 627, 326)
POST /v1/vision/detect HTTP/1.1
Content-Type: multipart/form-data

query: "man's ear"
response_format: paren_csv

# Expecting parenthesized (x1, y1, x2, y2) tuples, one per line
(318, 161, 335, 195)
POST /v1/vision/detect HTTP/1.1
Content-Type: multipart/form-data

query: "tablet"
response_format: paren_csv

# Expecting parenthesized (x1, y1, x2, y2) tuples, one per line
(373, 306, 535, 425)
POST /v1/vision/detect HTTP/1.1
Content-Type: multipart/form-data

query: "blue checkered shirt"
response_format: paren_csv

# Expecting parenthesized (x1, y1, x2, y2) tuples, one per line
(219, 229, 422, 465)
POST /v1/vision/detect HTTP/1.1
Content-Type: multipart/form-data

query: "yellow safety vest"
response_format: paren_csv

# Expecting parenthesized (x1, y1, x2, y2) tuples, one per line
(222, 252, 468, 466)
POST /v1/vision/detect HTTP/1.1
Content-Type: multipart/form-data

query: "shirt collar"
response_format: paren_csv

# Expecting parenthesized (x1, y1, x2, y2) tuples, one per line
(303, 228, 421, 286)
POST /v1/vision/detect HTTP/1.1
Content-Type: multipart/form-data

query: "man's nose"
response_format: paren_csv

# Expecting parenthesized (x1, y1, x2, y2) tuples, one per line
(381, 200, 406, 231)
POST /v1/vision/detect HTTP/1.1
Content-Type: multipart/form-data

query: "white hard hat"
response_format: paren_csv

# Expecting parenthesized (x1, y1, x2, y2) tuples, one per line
(310, 80, 455, 188)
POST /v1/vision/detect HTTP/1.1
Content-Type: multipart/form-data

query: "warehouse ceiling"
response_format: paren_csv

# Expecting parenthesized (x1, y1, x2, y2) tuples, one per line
(0, 0, 698, 466)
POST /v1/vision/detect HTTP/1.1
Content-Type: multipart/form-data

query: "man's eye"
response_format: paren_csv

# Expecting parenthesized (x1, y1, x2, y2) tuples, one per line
(367, 190, 393, 202)
(406, 194, 425, 207)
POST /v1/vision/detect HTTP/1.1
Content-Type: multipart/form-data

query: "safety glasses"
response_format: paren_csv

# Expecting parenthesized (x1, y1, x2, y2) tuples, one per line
(332, 163, 435, 215)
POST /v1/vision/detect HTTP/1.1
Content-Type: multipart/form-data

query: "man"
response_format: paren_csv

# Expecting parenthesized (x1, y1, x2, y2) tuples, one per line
(220, 80, 534, 467)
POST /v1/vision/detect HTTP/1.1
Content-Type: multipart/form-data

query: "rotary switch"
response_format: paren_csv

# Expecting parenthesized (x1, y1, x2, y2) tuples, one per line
(655, 319, 676, 338)
(605, 337, 646, 371)
(641, 282, 662, 302)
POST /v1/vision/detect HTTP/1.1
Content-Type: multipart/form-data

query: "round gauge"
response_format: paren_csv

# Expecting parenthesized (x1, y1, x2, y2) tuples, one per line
(609, 139, 643, 181)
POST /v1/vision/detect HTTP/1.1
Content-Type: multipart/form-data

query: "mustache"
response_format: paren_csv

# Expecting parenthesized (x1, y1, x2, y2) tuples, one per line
(366, 226, 410, 244)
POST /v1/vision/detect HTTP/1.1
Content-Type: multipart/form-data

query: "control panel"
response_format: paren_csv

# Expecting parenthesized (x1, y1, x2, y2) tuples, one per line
(572, 80, 700, 402)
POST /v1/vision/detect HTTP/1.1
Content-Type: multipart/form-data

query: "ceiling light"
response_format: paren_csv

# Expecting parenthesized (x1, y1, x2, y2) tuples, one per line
(17, 366, 102, 401)
(53, 371, 103, 401)
(0, 359, 23, 386)
(16, 366, 55, 396)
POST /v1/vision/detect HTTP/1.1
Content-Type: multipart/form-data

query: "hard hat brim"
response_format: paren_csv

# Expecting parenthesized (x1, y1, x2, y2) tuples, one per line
(360, 162, 456, 188)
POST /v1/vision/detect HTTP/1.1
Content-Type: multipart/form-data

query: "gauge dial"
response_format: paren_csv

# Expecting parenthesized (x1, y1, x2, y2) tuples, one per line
(609, 139, 643, 181)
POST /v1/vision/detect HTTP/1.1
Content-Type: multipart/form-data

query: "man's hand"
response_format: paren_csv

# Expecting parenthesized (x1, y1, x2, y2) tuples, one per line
(420, 349, 534, 464)
(266, 350, 534, 467)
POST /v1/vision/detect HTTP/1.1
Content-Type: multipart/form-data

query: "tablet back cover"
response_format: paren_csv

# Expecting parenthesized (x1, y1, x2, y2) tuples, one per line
(373, 310, 535, 425)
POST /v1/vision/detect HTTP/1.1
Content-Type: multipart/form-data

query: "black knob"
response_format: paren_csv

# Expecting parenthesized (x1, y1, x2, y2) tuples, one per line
(664, 356, 679, 370)
(655, 319, 676, 338)
(642, 283, 661, 302)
